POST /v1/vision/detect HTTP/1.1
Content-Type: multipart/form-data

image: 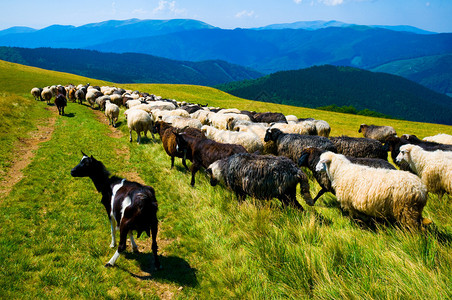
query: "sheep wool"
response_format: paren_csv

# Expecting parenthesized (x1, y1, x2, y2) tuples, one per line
(202, 125, 263, 153)
(207, 153, 312, 208)
(396, 144, 452, 195)
(423, 133, 452, 145)
(105, 100, 120, 127)
(124, 109, 155, 144)
(316, 151, 428, 229)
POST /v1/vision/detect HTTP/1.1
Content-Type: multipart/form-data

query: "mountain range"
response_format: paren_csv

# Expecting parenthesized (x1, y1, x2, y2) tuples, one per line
(0, 46, 262, 86)
(0, 18, 450, 95)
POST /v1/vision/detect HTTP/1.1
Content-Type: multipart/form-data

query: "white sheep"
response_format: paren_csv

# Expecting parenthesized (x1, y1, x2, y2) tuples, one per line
(285, 115, 299, 123)
(146, 100, 176, 111)
(191, 109, 214, 125)
(235, 123, 269, 141)
(217, 108, 241, 114)
(316, 151, 429, 229)
(201, 125, 263, 153)
(31, 87, 41, 101)
(270, 122, 316, 135)
(101, 86, 117, 95)
(396, 144, 452, 196)
(124, 109, 155, 144)
(126, 99, 143, 109)
(423, 134, 452, 145)
(86, 90, 103, 107)
(313, 119, 331, 137)
(152, 108, 189, 120)
(105, 100, 119, 127)
(49, 85, 58, 97)
(41, 87, 53, 104)
(209, 113, 251, 130)
(163, 115, 202, 129)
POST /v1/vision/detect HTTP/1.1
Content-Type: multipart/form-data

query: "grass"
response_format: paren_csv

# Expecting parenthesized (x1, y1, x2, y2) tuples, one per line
(0, 60, 451, 299)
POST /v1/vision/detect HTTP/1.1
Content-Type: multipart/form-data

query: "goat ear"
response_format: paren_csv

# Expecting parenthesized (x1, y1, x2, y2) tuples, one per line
(81, 151, 87, 157)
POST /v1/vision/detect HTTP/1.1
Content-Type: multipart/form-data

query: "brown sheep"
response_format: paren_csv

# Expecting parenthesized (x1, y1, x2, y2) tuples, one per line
(174, 133, 247, 186)
(358, 124, 396, 142)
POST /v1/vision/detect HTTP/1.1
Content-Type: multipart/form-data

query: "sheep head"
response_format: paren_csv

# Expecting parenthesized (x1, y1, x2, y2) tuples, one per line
(315, 152, 334, 172)
(358, 124, 367, 133)
(396, 144, 413, 164)
(206, 161, 222, 187)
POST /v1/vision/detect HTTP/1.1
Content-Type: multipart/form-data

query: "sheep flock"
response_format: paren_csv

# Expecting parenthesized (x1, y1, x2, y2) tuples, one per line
(31, 84, 452, 230)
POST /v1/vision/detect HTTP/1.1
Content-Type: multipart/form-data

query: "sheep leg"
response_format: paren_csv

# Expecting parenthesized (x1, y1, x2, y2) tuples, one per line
(299, 180, 314, 206)
(151, 217, 161, 270)
(129, 233, 138, 253)
(311, 188, 327, 206)
(235, 191, 246, 202)
(137, 131, 141, 144)
(280, 188, 304, 210)
(129, 129, 133, 142)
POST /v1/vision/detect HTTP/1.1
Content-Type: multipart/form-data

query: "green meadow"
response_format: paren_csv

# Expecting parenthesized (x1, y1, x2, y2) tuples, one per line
(0, 60, 451, 299)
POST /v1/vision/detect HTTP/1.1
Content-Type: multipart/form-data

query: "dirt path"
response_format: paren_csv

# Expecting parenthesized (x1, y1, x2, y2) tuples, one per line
(0, 107, 57, 198)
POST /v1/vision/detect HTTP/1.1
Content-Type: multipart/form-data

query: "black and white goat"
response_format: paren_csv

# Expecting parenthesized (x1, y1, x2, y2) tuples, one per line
(71, 152, 160, 269)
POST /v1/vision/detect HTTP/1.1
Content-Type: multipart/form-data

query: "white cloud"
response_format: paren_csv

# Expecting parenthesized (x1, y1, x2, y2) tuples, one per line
(235, 10, 255, 18)
(294, 0, 302, 4)
(318, 0, 344, 6)
(153, 1, 185, 15)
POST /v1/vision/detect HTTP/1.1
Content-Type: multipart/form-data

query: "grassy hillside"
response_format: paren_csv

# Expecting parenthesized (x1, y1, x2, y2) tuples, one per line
(0, 60, 451, 298)
(217, 65, 452, 125)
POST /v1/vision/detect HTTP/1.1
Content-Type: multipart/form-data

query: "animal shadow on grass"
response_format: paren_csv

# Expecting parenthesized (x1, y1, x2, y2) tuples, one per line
(63, 113, 76, 118)
(319, 196, 394, 231)
(309, 209, 333, 227)
(175, 164, 190, 173)
(122, 253, 198, 287)
(137, 136, 157, 145)
(426, 222, 452, 245)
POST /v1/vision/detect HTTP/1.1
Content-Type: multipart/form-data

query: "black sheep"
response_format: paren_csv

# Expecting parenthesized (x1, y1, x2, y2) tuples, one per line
(206, 153, 312, 209)
(264, 128, 337, 162)
(329, 135, 388, 160)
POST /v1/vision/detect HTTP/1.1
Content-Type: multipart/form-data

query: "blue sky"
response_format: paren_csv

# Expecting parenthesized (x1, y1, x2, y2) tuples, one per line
(1, 0, 451, 32)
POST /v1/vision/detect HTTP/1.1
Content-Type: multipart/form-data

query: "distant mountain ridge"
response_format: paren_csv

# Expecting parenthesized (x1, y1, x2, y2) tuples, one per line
(255, 20, 435, 34)
(86, 27, 452, 74)
(217, 65, 452, 125)
(0, 19, 216, 48)
(0, 46, 262, 86)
